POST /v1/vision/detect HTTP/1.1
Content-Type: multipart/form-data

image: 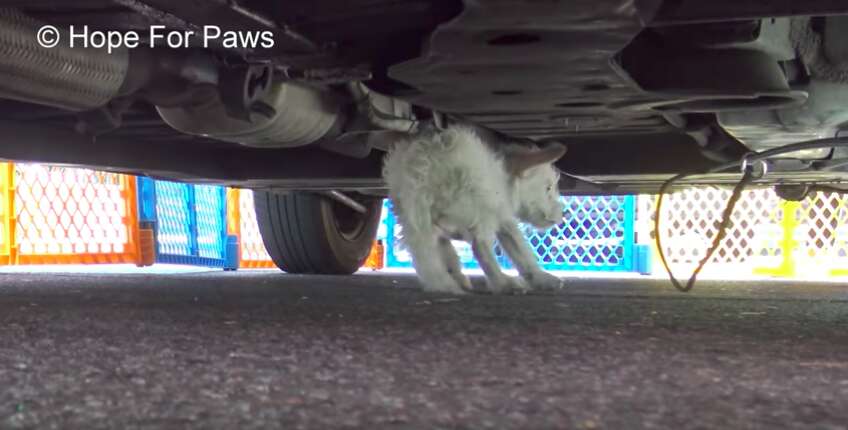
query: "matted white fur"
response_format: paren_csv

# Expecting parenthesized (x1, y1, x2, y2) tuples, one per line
(383, 125, 567, 294)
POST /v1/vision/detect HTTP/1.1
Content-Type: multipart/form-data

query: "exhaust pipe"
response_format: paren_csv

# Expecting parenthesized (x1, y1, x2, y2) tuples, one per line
(0, 8, 129, 111)
(0, 7, 341, 149)
(0, 8, 391, 153)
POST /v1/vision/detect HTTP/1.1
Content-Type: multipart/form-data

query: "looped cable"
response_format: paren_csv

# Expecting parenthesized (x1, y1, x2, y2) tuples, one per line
(655, 167, 756, 293)
(653, 135, 848, 293)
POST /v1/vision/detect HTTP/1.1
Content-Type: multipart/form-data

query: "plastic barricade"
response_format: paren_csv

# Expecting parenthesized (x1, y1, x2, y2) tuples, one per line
(643, 189, 848, 278)
(383, 196, 644, 272)
(137, 177, 237, 269)
(226, 188, 277, 269)
(0, 163, 143, 265)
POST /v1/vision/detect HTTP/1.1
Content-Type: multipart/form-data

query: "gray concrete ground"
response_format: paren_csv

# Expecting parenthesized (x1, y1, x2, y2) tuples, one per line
(0, 271, 847, 429)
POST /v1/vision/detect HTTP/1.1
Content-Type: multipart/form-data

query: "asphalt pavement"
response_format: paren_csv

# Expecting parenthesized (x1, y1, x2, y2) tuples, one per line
(1, 271, 847, 429)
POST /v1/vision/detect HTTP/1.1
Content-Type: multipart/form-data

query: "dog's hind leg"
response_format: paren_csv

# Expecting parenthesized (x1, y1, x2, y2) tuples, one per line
(392, 194, 466, 295)
(404, 230, 467, 294)
(437, 237, 472, 292)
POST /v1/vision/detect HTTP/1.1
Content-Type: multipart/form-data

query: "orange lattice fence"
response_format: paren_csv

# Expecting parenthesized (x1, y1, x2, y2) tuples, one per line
(226, 188, 277, 269)
(0, 163, 14, 265)
(0, 162, 142, 265)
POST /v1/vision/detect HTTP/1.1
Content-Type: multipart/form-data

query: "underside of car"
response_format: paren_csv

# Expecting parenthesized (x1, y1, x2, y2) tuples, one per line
(3, 0, 848, 273)
(0, 0, 846, 193)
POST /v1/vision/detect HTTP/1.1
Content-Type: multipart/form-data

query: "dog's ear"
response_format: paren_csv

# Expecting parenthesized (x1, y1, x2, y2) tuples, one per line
(505, 142, 567, 177)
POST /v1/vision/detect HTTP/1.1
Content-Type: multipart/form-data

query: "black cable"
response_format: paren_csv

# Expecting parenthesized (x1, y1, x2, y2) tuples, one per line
(653, 136, 848, 293)
(655, 167, 755, 292)
(707, 137, 848, 175)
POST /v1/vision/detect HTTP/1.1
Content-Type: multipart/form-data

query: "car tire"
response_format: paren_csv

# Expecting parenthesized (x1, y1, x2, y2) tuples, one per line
(253, 191, 381, 275)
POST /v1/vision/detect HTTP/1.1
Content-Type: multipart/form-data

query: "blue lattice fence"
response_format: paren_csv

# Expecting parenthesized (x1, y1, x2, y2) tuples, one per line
(382, 196, 650, 273)
(525, 196, 639, 271)
(137, 177, 238, 269)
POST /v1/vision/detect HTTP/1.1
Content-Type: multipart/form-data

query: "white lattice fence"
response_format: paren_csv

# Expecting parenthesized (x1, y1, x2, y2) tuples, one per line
(799, 193, 848, 258)
(638, 188, 848, 278)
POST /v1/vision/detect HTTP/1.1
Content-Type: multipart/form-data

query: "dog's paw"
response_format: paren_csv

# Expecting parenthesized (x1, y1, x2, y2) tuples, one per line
(422, 284, 469, 295)
(442, 286, 470, 295)
(455, 274, 473, 291)
(486, 277, 531, 295)
(525, 271, 564, 292)
(420, 274, 469, 295)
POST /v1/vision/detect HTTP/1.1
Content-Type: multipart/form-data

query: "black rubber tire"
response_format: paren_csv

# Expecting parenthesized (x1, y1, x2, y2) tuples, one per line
(253, 191, 381, 275)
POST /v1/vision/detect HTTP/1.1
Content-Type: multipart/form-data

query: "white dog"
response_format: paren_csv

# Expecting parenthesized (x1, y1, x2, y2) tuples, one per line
(383, 125, 567, 294)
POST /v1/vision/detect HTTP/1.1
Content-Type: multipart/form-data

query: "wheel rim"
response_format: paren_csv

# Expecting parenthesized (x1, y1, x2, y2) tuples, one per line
(329, 199, 371, 241)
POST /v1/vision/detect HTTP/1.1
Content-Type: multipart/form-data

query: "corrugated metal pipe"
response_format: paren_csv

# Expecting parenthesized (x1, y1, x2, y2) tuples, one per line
(0, 8, 129, 111)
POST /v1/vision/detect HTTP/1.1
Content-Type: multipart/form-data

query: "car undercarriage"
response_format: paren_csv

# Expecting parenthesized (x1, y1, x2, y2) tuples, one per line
(0, 0, 846, 197)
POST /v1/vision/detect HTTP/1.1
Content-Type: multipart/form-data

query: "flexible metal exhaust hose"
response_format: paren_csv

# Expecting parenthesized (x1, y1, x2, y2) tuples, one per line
(0, 8, 128, 111)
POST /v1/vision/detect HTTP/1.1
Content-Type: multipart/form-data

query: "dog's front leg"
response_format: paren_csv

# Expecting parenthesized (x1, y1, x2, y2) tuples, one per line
(497, 222, 564, 291)
(471, 233, 528, 295)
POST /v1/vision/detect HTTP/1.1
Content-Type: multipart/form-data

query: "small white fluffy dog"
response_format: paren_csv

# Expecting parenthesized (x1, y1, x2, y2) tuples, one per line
(383, 125, 567, 294)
